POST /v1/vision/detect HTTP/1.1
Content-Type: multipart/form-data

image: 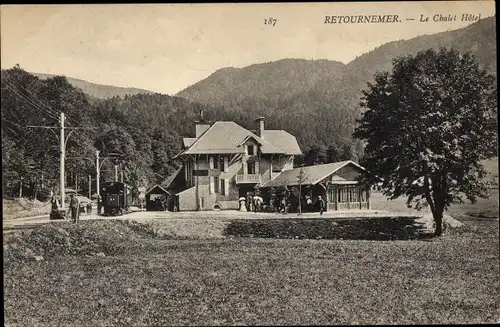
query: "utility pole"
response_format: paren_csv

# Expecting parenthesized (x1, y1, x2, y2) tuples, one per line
(19, 176, 23, 198)
(26, 111, 96, 209)
(115, 165, 118, 181)
(60, 112, 65, 208)
(88, 174, 91, 200)
(96, 150, 100, 199)
(71, 150, 113, 201)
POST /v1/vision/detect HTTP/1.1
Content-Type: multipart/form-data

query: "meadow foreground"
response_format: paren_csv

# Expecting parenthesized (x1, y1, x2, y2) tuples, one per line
(3, 216, 499, 326)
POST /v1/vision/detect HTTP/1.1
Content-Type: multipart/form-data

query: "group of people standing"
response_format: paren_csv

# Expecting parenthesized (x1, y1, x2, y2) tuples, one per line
(271, 194, 325, 214)
(51, 193, 99, 223)
(246, 195, 263, 212)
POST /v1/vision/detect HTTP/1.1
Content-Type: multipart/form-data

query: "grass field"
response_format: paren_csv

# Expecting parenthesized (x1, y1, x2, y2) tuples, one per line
(370, 158, 498, 218)
(3, 217, 499, 326)
(3, 198, 52, 220)
(3, 159, 498, 325)
(371, 187, 499, 219)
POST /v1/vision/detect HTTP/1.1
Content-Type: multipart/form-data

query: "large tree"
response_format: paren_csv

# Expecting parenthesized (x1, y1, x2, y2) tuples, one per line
(354, 48, 497, 236)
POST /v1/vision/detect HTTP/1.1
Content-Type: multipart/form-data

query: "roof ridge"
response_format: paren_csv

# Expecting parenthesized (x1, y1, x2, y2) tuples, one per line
(230, 121, 286, 154)
(303, 160, 350, 168)
(183, 121, 220, 152)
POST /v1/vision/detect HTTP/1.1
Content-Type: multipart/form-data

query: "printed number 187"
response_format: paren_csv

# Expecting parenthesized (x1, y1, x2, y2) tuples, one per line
(265, 17, 277, 26)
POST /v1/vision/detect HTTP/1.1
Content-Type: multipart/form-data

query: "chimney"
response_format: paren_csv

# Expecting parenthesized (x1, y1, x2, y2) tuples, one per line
(255, 117, 265, 138)
(195, 109, 210, 138)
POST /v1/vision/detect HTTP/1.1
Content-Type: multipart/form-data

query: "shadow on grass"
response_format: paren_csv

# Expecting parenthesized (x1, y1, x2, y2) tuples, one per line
(224, 217, 435, 241)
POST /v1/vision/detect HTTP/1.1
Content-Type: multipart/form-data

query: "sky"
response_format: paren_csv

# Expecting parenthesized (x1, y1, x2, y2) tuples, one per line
(1, 2, 496, 95)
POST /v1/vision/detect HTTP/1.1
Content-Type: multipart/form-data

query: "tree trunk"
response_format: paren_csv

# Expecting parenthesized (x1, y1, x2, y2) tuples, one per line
(433, 210, 444, 236)
(432, 193, 445, 236)
(425, 176, 445, 236)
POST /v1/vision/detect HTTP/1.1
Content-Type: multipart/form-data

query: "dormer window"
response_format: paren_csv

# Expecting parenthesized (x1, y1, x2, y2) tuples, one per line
(247, 145, 255, 155)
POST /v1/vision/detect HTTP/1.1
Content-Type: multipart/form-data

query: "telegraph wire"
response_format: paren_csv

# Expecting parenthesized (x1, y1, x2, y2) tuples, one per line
(1, 74, 97, 149)
(1, 74, 85, 127)
(2, 73, 120, 182)
(0, 74, 60, 119)
(1, 76, 61, 122)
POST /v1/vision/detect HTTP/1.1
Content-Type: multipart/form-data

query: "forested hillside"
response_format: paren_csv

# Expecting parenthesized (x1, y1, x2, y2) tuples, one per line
(1, 66, 218, 198)
(32, 73, 155, 99)
(2, 18, 496, 199)
(177, 17, 497, 158)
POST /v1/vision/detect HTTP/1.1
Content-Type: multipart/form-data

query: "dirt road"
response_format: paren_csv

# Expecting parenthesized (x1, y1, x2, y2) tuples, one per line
(3, 209, 419, 233)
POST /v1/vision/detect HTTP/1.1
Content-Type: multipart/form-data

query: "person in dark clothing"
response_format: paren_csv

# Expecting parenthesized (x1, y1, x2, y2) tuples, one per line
(87, 202, 92, 215)
(51, 196, 59, 211)
(97, 195, 102, 215)
(318, 196, 325, 215)
(69, 194, 79, 223)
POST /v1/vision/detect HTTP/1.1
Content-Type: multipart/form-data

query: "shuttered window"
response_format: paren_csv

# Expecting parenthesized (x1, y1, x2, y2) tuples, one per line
(247, 162, 256, 174)
(213, 155, 219, 169)
(220, 178, 226, 196)
(337, 186, 360, 203)
(214, 176, 219, 193)
(328, 188, 335, 203)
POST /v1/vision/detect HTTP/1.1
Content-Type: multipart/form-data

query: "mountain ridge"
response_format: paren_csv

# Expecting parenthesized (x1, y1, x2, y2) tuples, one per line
(31, 72, 157, 99)
(174, 17, 496, 150)
(19, 17, 496, 153)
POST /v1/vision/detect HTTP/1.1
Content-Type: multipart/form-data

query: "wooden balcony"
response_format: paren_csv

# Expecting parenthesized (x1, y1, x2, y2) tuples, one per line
(235, 174, 261, 184)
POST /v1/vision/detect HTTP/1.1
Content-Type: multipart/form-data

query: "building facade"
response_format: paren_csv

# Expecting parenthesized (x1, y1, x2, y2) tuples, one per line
(174, 117, 302, 211)
(170, 116, 371, 212)
(260, 161, 371, 211)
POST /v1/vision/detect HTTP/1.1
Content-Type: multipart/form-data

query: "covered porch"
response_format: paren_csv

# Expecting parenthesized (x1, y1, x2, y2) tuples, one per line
(259, 161, 372, 212)
(325, 181, 371, 211)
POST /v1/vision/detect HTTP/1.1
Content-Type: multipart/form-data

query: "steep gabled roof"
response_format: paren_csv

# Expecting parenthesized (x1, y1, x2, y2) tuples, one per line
(261, 160, 365, 188)
(183, 138, 196, 148)
(180, 121, 285, 155)
(262, 130, 302, 155)
(146, 184, 170, 195)
(160, 167, 183, 190)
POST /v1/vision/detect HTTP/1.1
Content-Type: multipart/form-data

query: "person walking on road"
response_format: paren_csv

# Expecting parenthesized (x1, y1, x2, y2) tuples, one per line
(69, 194, 80, 223)
(318, 196, 325, 215)
(86, 202, 92, 215)
(97, 195, 102, 215)
(51, 195, 59, 211)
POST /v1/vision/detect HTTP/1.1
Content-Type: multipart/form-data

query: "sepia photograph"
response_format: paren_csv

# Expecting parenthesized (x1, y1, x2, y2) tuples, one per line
(1, 2, 498, 325)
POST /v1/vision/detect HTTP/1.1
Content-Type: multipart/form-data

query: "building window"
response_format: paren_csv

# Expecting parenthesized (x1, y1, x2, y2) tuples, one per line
(337, 186, 360, 203)
(247, 145, 254, 155)
(213, 156, 219, 169)
(214, 176, 219, 193)
(338, 187, 348, 203)
(272, 156, 282, 172)
(247, 161, 256, 174)
(328, 187, 335, 203)
(220, 156, 225, 171)
(220, 178, 226, 196)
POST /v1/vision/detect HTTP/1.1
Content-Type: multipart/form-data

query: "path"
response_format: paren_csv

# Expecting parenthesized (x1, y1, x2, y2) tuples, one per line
(3, 209, 420, 234)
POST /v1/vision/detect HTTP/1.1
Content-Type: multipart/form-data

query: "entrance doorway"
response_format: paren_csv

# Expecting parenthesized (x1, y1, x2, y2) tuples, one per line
(238, 185, 256, 198)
